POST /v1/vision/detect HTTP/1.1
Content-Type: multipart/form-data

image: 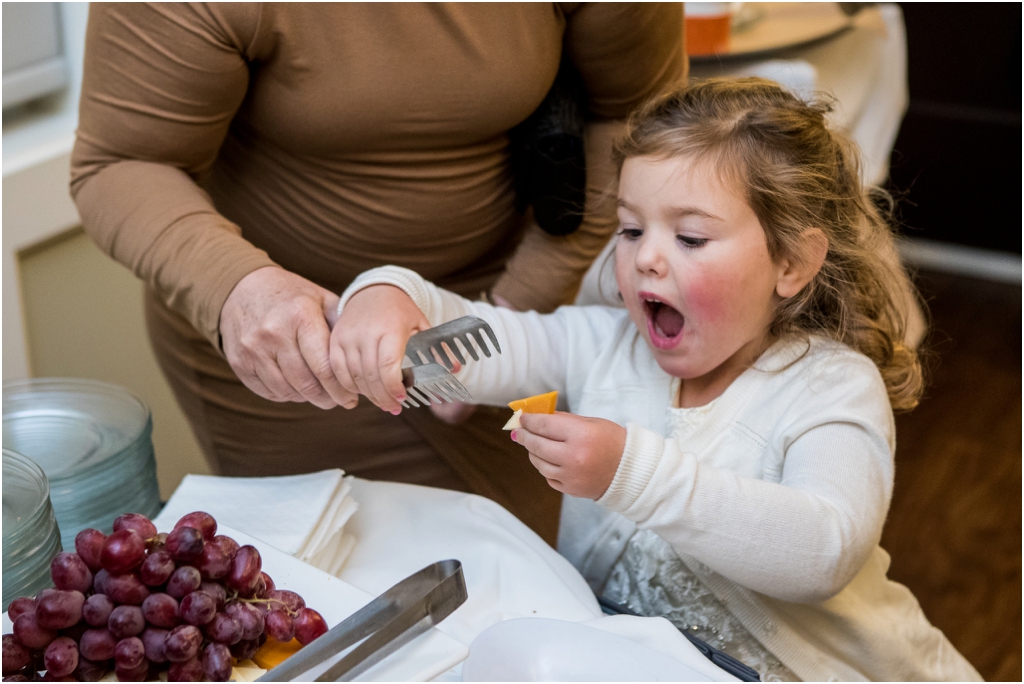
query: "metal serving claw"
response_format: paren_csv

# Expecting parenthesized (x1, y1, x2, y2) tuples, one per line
(399, 364, 473, 408)
(405, 316, 501, 371)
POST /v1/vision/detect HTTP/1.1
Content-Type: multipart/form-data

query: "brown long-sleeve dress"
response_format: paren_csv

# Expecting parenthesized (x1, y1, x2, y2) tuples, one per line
(70, 3, 683, 544)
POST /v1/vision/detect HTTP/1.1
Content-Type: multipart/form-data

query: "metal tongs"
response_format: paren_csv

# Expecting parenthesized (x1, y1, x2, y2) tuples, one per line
(257, 560, 468, 682)
(399, 316, 501, 408)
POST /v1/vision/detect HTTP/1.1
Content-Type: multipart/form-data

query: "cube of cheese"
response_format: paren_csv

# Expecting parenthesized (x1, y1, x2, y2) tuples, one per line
(502, 391, 558, 430)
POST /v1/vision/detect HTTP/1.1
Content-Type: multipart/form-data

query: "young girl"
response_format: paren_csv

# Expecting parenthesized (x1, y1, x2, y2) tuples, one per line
(330, 79, 980, 681)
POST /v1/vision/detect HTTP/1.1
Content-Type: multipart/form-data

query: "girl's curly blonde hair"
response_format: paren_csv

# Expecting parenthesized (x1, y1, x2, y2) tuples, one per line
(613, 77, 923, 410)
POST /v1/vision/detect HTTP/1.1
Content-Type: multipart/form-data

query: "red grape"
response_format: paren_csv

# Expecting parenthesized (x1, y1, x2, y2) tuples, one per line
(107, 605, 145, 638)
(100, 529, 145, 573)
(92, 568, 109, 594)
(202, 642, 232, 682)
(6, 597, 35, 622)
(72, 657, 109, 682)
(244, 573, 267, 599)
(164, 624, 202, 663)
(203, 612, 242, 646)
(141, 627, 169, 663)
(35, 590, 85, 630)
(33, 586, 58, 606)
(13, 612, 57, 649)
(50, 552, 93, 593)
(104, 572, 150, 605)
(167, 656, 203, 682)
(166, 566, 201, 599)
(199, 582, 227, 610)
(114, 659, 150, 682)
(174, 512, 217, 541)
(112, 513, 157, 540)
(226, 545, 262, 592)
(139, 550, 175, 587)
(260, 572, 276, 593)
(197, 543, 231, 581)
(43, 636, 78, 678)
(229, 637, 260, 662)
(2, 634, 31, 674)
(78, 628, 117, 661)
(165, 527, 204, 564)
(294, 608, 328, 645)
(74, 529, 107, 572)
(114, 636, 145, 670)
(179, 591, 216, 626)
(211, 535, 239, 560)
(141, 592, 180, 629)
(225, 601, 264, 641)
(59, 621, 89, 643)
(264, 609, 294, 642)
(81, 593, 115, 627)
(266, 589, 305, 615)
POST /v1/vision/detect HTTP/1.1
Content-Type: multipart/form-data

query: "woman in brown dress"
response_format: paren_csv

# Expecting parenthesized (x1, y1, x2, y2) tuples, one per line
(70, 3, 684, 544)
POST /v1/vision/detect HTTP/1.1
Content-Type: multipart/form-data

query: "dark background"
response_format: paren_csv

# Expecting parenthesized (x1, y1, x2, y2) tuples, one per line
(878, 5, 1021, 680)
(886, 3, 1021, 253)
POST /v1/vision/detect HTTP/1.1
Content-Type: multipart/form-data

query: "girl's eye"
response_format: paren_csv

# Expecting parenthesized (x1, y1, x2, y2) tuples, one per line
(616, 227, 643, 240)
(677, 235, 708, 249)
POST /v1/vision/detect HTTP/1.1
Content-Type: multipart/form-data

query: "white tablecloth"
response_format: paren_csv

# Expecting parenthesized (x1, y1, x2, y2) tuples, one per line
(333, 479, 734, 681)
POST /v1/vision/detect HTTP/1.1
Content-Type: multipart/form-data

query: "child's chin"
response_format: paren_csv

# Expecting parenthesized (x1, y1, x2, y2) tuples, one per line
(652, 355, 696, 379)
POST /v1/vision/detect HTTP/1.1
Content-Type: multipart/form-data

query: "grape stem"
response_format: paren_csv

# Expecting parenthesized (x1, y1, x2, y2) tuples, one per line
(235, 596, 299, 617)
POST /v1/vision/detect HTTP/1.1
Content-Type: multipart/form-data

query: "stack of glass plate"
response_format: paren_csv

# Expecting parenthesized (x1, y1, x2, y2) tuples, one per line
(2, 449, 62, 611)
(2, 378, 162, 551)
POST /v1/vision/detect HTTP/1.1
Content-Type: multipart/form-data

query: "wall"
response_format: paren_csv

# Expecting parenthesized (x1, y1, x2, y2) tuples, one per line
(3, 3, 209, 498)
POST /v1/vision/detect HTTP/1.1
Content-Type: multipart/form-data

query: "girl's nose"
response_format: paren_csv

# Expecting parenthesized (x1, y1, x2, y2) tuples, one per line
(634, 233, 668, 276)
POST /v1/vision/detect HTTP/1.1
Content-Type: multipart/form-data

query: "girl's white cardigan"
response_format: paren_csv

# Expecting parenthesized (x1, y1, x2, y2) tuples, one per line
(340, 266, 980, 682)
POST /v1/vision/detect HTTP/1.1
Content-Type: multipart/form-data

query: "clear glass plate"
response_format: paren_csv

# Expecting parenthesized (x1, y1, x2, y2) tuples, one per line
(2, 378, 161, 549)
(2, 449, 61, 611)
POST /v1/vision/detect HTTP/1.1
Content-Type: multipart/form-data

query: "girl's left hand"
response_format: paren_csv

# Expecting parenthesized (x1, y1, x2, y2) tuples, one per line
(512, 412, 626, 499)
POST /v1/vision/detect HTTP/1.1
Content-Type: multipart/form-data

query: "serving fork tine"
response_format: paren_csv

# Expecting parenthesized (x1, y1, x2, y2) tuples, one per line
(405, 316, 500, 371)
(400, 364, 473, 408)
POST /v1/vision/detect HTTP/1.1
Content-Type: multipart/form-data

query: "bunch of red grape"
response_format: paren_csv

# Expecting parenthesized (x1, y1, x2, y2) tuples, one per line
(3, 511, 328, 682)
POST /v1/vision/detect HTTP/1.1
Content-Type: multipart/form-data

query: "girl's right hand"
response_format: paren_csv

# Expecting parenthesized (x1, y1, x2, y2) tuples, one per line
(330, 285, 431, 413)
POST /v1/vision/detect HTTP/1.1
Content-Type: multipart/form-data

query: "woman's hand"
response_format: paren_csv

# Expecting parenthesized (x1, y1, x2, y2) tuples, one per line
(330, 284, 431, 413)
(512, 412, 626, 499)
(220, 266, 356, 409)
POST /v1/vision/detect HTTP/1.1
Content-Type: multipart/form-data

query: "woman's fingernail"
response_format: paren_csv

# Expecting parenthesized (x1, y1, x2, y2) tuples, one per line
(510, 430, 517, 442)
(390, 408, 401, 416)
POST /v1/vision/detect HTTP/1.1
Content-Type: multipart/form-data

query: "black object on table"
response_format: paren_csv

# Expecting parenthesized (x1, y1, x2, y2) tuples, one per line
(598, 595, 761, 682)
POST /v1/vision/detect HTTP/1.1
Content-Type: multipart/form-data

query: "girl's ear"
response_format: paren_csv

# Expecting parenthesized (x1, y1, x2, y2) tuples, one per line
(776, 228, 828, 299)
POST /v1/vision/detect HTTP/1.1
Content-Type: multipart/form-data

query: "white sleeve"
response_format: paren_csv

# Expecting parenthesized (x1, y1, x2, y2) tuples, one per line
(598, 421, 892, 603)
(337, 266, 619, 407)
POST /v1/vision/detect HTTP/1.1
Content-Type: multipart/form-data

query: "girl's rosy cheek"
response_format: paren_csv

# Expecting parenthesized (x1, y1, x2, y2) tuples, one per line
(679, 268, 738, 322)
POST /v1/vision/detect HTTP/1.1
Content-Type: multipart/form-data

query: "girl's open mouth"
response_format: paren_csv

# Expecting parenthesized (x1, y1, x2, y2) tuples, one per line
(642, 296, 685, 349)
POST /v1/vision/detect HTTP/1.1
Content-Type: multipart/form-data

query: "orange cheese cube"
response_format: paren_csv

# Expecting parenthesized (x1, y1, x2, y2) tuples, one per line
(252, 637, 303, 670)
(504, 391, 558, 429)
(507, 391, 558, 415)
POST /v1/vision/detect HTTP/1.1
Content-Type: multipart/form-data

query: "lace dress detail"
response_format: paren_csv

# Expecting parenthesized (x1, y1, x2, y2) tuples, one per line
(602, 403, 800, 682)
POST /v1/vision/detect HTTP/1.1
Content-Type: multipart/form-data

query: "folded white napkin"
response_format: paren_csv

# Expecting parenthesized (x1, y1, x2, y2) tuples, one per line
(155, 470, 358, 575)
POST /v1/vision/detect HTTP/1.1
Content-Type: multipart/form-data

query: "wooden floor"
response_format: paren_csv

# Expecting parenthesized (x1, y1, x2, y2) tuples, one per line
(880, 269, 1021, 681)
